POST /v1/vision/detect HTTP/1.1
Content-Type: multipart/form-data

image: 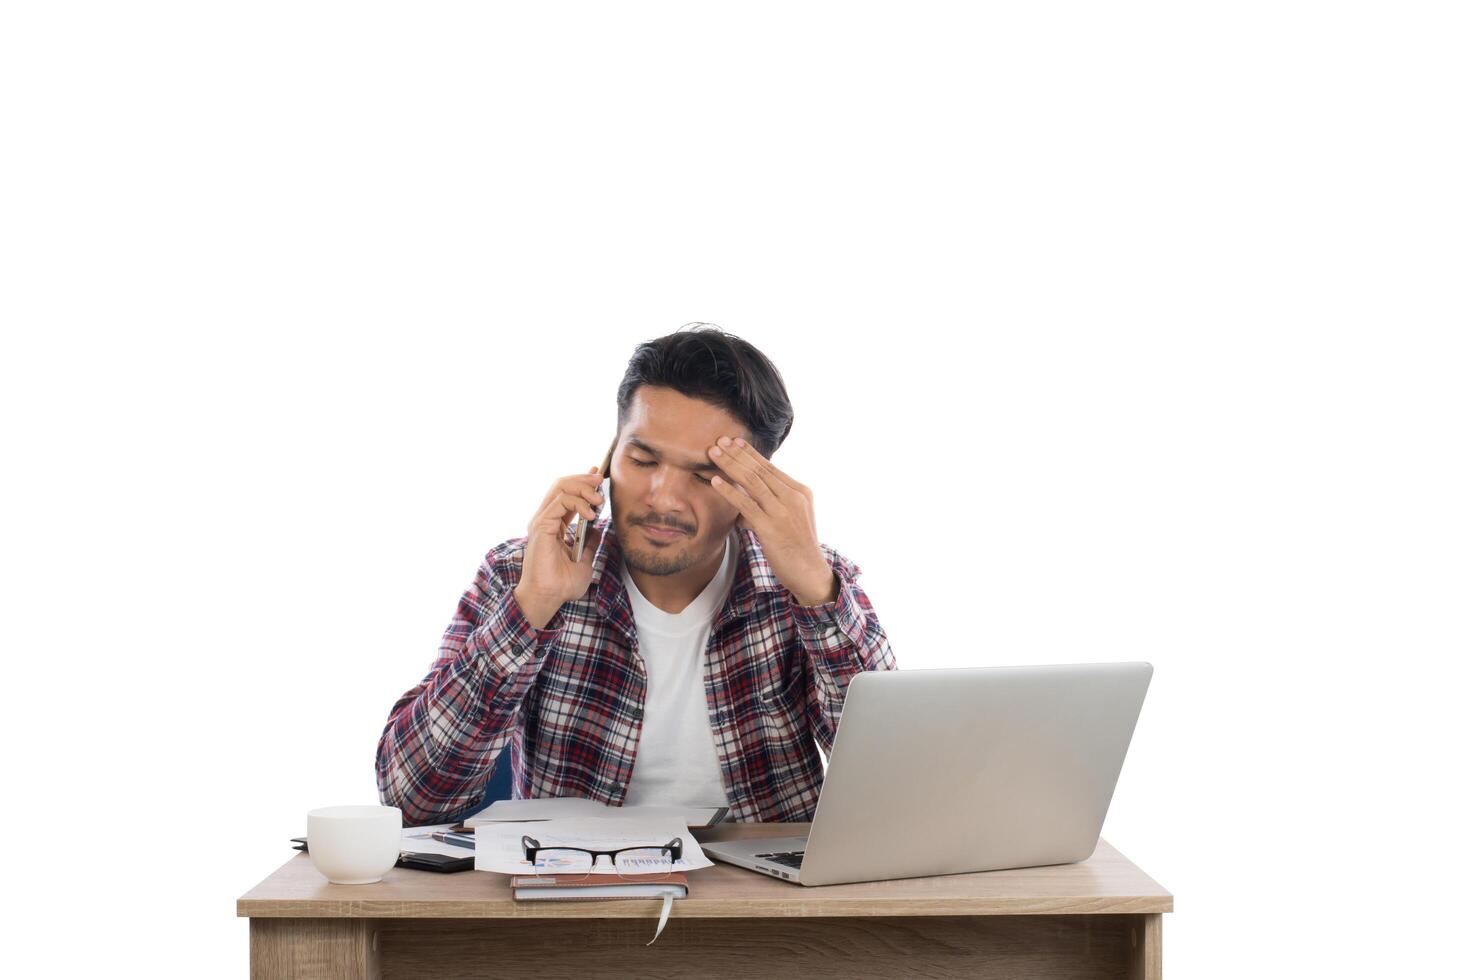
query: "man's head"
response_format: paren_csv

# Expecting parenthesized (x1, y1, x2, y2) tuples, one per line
(609, 324, 794, 577)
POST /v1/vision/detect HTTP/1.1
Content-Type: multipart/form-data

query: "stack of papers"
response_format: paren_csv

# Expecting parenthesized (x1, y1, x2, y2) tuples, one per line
(465, 797, 727, 828)
(468, 797, 712, 946)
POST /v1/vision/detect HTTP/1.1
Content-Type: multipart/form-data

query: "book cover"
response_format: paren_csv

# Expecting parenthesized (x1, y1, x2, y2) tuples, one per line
(510, 872, 689, 900)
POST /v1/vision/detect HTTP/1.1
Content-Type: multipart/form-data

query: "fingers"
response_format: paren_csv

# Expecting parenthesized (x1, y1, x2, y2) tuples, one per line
(712, 437, 811, 501)
(557, 490, 600, 524)
(708, 441, 782, 508)
(538, 471, 607, 515)
(708, 471, 762, 528)
(530, 490, 602, 535)
(729, 439, 801, 492)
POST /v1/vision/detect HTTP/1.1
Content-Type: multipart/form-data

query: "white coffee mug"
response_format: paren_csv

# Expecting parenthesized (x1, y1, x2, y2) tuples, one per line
(306, 805, 402, 884)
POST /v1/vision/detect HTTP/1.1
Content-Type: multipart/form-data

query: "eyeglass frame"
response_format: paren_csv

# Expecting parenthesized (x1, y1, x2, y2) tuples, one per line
(521, 834, 683, 872)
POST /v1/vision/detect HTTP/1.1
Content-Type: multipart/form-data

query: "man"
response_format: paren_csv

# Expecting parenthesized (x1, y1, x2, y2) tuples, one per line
(376, 324, 897, 825)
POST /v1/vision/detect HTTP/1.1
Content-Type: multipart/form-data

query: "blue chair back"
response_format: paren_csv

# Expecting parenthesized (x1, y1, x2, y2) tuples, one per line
(429, 753, 515, 827)
(482, 752, 515, 804)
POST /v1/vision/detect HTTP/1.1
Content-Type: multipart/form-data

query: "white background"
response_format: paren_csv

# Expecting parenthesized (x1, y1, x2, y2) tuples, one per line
(3, 2, 1465, 976)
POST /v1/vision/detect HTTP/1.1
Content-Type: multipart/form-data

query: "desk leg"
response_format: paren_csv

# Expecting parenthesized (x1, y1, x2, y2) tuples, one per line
(1129, 913, 1162, 980)
(250, 919, 381, 980)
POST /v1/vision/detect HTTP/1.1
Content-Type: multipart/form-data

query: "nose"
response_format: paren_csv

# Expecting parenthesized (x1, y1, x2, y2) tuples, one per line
(645, 468, 691, 522)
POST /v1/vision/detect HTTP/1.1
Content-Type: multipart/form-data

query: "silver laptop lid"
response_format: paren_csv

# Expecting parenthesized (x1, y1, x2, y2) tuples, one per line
(799, 662, 1152, 886)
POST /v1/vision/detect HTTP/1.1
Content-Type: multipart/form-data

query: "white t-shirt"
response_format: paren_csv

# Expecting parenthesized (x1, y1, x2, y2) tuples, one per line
(619, 531, 737, 808)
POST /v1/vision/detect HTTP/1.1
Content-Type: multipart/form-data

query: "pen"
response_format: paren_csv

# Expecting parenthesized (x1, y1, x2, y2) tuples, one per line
(432, 831, 477, 850)
(574, 438, 618, 563)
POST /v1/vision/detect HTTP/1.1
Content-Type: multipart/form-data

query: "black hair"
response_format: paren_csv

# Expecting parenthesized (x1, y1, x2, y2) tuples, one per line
(615, 323, 794, 459)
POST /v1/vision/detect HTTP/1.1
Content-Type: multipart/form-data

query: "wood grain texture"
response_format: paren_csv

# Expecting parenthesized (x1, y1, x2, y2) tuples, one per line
(250, 919, 380, 980)
(238, 824, 1172, 920)
(1129, 913, 1163, 980)
(372, 915, 1149, 980)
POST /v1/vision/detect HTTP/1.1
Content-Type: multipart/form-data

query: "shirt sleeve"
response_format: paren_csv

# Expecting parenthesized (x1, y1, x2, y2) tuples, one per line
(789, 545, 898, 754)
(375, 543, 565, 825)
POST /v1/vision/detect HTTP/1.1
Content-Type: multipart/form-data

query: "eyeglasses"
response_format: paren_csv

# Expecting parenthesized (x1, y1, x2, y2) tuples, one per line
(521, 834, 683, 881)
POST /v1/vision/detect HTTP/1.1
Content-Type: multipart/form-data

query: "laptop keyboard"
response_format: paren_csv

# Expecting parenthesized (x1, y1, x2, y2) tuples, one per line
(755, 850, 805, 870)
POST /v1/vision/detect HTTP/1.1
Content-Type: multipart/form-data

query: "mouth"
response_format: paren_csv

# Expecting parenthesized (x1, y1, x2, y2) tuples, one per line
(639, 523, 688, 542)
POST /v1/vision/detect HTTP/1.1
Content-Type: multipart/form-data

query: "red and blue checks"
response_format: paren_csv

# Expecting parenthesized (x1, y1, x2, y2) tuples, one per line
(376, 515, 898, 825)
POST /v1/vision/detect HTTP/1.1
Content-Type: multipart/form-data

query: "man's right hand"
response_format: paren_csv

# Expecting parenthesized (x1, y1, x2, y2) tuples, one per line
(513, 466, 607, 629)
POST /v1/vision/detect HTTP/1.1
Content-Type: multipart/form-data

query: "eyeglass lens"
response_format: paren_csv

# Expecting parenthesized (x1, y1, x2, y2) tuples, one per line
(529, 847, 673, 879)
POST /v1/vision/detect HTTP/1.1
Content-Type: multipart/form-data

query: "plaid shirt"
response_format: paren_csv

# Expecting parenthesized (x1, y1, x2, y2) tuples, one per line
(376, 514, 898, 826)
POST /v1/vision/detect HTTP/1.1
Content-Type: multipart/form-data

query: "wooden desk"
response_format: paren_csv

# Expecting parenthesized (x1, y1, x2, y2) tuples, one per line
(238, 822, 1172, 979)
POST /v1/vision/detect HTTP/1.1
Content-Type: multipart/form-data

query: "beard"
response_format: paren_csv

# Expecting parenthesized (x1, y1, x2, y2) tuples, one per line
(614, 507, 706, 577)
(622, 542, 702, 576)
(619, 524, 703, 576)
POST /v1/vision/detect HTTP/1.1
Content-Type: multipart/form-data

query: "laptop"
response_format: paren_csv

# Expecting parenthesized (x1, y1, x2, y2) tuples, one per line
(701, 662, 1152, 886)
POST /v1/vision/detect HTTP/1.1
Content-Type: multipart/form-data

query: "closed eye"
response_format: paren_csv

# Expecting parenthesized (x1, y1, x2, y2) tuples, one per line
(630, 458, 713, 485)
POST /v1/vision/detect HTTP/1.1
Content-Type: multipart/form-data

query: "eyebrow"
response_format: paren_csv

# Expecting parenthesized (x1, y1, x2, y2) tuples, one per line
(625, 436, 722, 473)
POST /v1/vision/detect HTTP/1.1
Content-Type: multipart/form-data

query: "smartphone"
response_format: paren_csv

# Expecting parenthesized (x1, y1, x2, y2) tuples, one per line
(573, 438, 617, 562)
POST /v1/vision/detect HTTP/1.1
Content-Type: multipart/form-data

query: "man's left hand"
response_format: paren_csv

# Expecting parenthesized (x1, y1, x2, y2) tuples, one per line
(706, 436, 838, 606)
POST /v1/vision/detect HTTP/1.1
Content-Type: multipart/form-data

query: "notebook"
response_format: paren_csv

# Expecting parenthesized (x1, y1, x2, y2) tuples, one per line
(512, 872, 689, 944)
(510, 872, 689, 901)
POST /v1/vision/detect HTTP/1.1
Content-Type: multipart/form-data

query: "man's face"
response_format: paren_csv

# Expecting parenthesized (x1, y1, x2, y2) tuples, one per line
(610, 386, 750, 577)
